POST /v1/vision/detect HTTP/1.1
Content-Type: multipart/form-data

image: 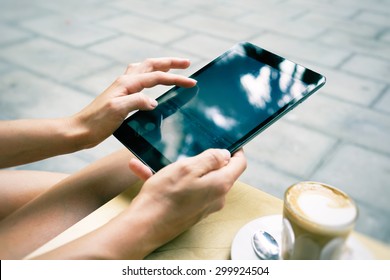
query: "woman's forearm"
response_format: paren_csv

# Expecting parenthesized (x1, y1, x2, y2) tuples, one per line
(0, 149, 140, 259)
(0, 118, 88, 168)
(32, 199, 160, 260)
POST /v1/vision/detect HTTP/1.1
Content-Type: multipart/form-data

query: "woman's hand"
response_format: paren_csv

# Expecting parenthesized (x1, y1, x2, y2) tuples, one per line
(108, 149, 247, 259)
(71, 57, 196, 149)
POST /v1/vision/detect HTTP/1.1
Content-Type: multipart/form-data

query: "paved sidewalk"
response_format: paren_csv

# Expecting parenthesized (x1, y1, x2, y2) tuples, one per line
(1, 0, 389, 244)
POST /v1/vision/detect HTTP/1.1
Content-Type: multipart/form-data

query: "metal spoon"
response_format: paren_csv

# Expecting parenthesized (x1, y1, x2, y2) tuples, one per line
(252, 230, 280, 260)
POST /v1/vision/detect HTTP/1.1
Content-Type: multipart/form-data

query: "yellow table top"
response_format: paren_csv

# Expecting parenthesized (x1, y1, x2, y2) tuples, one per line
(28, 181, 390, 260)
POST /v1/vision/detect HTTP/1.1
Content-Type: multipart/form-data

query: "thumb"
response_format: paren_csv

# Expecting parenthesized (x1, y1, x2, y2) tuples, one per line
(121, 92, 158, 113)
(188, 149, 231, 177)
(129, 158, 153, 181)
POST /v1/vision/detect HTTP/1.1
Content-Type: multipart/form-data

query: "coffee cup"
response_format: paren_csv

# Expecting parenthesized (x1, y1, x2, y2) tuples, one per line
(281, 181, 358, 260)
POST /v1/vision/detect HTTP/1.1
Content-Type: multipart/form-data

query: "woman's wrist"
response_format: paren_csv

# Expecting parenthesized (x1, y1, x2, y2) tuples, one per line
(63, 115, 94, 151)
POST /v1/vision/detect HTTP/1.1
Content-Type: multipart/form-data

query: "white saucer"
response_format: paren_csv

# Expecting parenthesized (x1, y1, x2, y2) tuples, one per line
(231, 215, 373, 260)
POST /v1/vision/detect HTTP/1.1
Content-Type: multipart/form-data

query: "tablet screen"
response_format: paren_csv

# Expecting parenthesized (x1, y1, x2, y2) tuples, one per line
(114, 42, 325, 171)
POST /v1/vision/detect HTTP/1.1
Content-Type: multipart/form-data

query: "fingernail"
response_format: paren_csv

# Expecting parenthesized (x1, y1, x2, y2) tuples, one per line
(149, 98, 158, 108)
(220, 149, 231, 163)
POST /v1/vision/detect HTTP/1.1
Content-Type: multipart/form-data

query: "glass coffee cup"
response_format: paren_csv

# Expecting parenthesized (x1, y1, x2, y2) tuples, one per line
(281, 182, 358, 260)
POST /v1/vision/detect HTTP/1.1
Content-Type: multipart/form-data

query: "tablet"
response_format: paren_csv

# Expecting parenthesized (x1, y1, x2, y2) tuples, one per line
(114, 42, 326, 172)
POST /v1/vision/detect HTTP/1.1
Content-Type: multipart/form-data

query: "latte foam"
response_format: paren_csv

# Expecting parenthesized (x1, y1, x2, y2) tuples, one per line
(286, 182, 357, 227)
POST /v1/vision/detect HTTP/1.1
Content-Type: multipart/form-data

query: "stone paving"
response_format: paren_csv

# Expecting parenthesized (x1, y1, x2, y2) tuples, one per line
(0, 0, 389, 244)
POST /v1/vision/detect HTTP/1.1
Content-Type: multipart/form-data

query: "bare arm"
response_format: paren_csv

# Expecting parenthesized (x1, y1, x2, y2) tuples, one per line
(0, 58, 196, 168)
(0, 118, 86, 168)
(0, 148, 140, 259)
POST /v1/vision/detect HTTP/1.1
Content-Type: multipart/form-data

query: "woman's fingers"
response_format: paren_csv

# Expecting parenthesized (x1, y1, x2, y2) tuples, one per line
(125, 58, 191, 75)
(200, 149, 247, 190)
(112, 57, 196, 115)
(116, 71, 196, 95)
(184, 149, 231, 177)
(114, 71, 196, 113)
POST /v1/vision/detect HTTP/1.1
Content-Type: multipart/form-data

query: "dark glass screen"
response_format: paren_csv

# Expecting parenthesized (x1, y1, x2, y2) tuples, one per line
(126, 49, 309, 163)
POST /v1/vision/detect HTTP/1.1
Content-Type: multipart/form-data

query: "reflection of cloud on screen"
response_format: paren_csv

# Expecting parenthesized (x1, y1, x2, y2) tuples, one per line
(204, 106, 238, 130)
(240, 67, 272, 109)
(216, 49, 246, 67)
(278, 60, 307, 101)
